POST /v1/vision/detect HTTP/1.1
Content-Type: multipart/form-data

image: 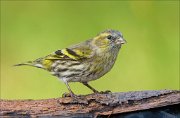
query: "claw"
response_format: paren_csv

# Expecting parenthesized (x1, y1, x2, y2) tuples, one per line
(98, 90, 112, 94)
(62, 92, 71, 98)
(62, 92, 79, 99)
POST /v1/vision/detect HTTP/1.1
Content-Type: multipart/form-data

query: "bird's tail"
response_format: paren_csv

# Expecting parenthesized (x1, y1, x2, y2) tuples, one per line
(14, 59, 44, 69)
(14, 61, 33, 66)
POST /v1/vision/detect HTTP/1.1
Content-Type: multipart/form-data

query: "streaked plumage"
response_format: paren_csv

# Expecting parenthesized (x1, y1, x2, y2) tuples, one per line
(15, 29, 126, 97)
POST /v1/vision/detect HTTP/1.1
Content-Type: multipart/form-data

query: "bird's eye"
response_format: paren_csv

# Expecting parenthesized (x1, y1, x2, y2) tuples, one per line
(107, 35, 113, 40)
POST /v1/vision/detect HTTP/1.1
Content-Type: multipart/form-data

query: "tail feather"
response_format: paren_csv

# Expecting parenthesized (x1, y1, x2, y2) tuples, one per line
(14, 61, 33, 66)
(14, 61, 43, 68)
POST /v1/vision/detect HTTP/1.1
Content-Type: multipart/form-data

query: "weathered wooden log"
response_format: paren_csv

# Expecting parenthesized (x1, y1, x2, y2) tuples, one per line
(0, 90, 179, 117)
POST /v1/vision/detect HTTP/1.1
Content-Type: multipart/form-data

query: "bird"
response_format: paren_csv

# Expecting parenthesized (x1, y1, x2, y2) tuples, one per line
(15, 29, 126, 98)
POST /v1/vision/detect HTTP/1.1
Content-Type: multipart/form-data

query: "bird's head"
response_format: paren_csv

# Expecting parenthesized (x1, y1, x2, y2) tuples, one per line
(93, 29, 126, 49)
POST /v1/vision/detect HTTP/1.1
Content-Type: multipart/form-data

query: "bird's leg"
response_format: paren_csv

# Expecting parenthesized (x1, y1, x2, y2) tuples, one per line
(82, 82, 111, 94)
(82, 82, 99, 93)
(62, 81, 89, 104)
(64, 81, 77, 98)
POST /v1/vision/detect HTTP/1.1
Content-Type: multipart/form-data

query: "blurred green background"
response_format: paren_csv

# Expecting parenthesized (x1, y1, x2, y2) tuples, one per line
(1, 1, 179, 99)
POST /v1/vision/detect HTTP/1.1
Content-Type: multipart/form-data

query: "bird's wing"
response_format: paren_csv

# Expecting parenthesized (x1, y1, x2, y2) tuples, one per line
(45, 40, 94, 61)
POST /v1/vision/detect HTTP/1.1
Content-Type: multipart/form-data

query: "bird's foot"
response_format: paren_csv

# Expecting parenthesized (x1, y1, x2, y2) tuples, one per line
(95, 90, 111, 94)
(62, 92, 78, 98)
(61, 92, 88, 104)
(62, 92, 71, 98)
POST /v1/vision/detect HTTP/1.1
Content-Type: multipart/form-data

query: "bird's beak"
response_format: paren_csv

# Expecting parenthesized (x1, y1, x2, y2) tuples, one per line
(116, 37, 127, 44)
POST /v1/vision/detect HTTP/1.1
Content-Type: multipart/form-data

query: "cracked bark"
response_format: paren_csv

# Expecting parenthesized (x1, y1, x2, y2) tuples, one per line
(0, 90, 180, 117)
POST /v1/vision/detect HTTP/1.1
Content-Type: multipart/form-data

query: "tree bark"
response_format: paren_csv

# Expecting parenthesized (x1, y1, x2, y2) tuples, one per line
(0, 90, 180, 117)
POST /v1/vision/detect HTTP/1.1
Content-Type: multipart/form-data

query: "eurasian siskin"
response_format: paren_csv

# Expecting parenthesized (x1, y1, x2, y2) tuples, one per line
(15, 29, 126, 97)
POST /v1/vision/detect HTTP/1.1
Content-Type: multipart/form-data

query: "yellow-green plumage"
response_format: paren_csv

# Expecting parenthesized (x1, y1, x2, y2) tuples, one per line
(15, 29, 126, 97)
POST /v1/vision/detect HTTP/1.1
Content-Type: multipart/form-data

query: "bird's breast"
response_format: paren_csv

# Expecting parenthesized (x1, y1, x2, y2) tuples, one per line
(81, 48, 119, 82)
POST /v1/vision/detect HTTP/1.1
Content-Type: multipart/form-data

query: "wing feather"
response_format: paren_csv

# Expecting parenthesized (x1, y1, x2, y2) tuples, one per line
(45, 39, 94, 61)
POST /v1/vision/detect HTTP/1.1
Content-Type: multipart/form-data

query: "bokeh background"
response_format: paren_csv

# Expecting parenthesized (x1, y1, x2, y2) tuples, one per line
(1, 1, 179, 99)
